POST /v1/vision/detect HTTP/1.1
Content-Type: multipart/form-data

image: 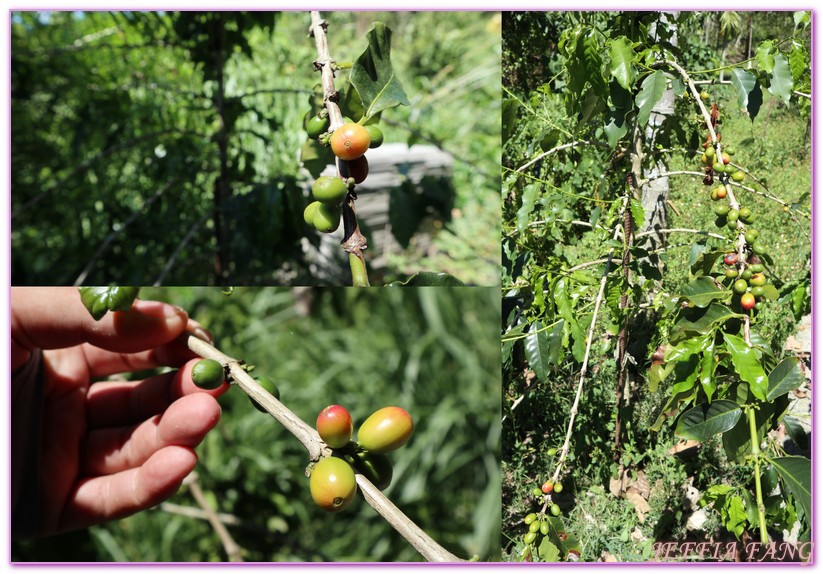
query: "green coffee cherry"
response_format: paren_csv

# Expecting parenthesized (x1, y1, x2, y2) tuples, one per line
(312, 176, 348, 205)
(550, 504, 561, 516)
(529, 521, 540, 533)
(191, 359, 225, 389)
(306, 114, 330, 139)
(352, 450, 393, 491)
(366, 125, 384, 148)
(249, 377, 280, 413)
(524, 513, 537, 525)
(733, 279, 748, 294)
(524, 531, 537, 545)
(714, 205, 729, 216)
(313, 203, 342, 233)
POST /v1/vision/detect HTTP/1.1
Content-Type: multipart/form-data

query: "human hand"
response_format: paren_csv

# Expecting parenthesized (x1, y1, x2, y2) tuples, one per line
(11, 287, 226, 537)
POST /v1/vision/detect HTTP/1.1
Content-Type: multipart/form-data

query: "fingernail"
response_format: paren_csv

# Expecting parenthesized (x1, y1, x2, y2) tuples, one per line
(131, 300, 187, 321)
(188, 324, 214, 344)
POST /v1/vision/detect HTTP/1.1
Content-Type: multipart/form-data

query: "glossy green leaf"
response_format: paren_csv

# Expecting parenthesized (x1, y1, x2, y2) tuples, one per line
(723, 332, 768, 400)
(670, 303, 742, 344)
(721, 393, 784, 462)
(782, 416, 809, 451)
(675, 400, 741, 441)
(608, 36, 637, 91)
(679, 276, 727, 308)
(350, 22, 410, 118)
(730, 68, 762, 121)
(502, 97, 518, 143)
(664, 334, 709, 362)
(629, 198, 645, 231)
(755, 40, 775, 73)
(699, 340, 717, 402)
(79, 286, 140, 321)
(555, 278, 586, 362)
(525, 320, 549, 382)
(771, 456, 811, 521)
(537, 537, 560, 562)
(768, 52, 794, 106)
(635, 70, 666, 126)
(517, 183, 540, 233)
(766, 357, 804, 401)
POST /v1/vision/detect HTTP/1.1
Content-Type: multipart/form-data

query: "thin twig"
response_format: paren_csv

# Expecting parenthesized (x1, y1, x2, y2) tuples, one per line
(185, 333, 462, 562)
(552, 196, 628, 483)
(515, 140, 613, 174)
(184, 472, 244, 562)
(159, 502, 242, 526)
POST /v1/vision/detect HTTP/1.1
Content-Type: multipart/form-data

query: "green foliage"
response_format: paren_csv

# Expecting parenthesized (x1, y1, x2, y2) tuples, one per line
(12, 287, 501, 562)
(502, 11, 810, 560)
(11, 11, 499, 286)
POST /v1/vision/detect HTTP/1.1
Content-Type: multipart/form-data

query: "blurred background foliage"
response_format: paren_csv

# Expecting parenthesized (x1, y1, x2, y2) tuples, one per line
(12, 286, 501, 562)
(11, 11, 500, 286)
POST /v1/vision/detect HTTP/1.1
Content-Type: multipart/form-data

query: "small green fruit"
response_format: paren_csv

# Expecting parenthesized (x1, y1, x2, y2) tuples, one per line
(524, 531, 538, 545)
(714, 205, 729, 216)
(704, 146, 715, 158)
(733, 279, 748, 294)
(725, 145, 736, 156)
(700, 91, 710, 101)
(739, 207, 754, 224)
(249, 377, 280, 413)
(304, 201, 320, 226)
(553, 482, 563, 493)
(550, 504, 561, 516)
(366, 125, 384, 148)
(524, 513, 537, 525)
(540, 521, 550, 535)
(191, 359, 225, 389)
(741, 269, 753, 281)
(712, 161, 726, 173)
(312, 176, 348, 205)
(313, 203, 342, 233)
(751, 286, 765, 297)
(752, 241, 768, 256)
(732, 171, 745, 182)
(725, 268, 739, 279)
(306, 114, 330, 139)
(745, 229, 760, 244)
(547, 447, 558, 457)
(529, 521, 540, 533)
(357, 406, 414, 454)
(727, 209, 739, 222)
(352, 451, 393, 491)
(749, 263, 764, 273)
(532, 487, 543, 497)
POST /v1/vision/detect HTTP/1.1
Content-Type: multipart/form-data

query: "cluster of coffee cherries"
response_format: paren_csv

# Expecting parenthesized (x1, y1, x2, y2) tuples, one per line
(520, 448, 569, 554)
(303, 110, 384, 234)
(310, 405, 413, 512)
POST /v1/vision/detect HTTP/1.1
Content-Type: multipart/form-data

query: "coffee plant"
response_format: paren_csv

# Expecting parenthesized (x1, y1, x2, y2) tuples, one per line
(75, 285, 482, 561)
(503, 11, 810, 562)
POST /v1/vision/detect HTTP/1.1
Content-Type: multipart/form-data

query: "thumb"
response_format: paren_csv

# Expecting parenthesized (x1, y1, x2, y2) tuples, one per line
(12, 288, 189, 369)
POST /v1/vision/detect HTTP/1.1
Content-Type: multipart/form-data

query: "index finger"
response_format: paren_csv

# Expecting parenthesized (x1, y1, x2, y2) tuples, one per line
(12, 288, 188, 371)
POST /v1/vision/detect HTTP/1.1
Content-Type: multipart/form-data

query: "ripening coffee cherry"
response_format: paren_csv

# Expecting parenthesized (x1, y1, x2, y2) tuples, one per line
(249, 377, 280, 413)
(749, 273, 767, 287)
(712, 161, 726, 173)
(732, 171, 745, 182)
(733, 279, 748, 294)
(700, 91, 710, 101)
(310, 457, 357, 512)
(725, 268, 739, 279)
(306, 114, 330, 139)
(330, 122, 370, 161)
(740, 292, 756, 311)
(721, 152, 731, 165)
(541, 481, 554, 494)
(701, 154, 709, 166)
(366, 125, 384, 148)
(191, 359, 225, 389)
(339, 155, 369, 184)
(313, 202, 342, 233)
(317, 405, 354, 449)
(357, 406, 414, 454)
(723, 253, 738, 266)
(714, 187, 727, 199)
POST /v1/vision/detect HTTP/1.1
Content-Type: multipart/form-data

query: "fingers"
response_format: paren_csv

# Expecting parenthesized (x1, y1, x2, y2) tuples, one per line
(11, 288, 188, 370)
(85, 360, 228, 429)
(60, 446, 199, 534)
(82, 392, 221, 477)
